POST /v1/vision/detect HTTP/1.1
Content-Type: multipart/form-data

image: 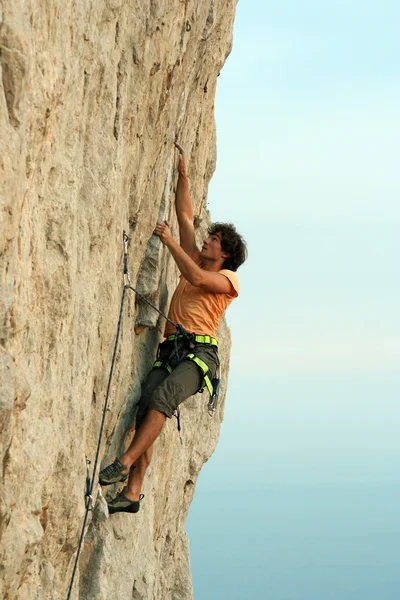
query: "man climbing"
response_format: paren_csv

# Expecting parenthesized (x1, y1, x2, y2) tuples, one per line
(99, 144, 247, 514)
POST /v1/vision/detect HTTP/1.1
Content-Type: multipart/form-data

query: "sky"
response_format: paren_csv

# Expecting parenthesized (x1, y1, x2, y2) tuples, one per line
(187, 1, 400, 598)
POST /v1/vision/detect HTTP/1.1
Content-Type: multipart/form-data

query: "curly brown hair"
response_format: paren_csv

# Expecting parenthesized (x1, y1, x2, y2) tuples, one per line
(208, 222, 247, 272)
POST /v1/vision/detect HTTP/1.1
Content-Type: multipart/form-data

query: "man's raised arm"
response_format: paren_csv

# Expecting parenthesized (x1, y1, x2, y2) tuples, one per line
(174, 144, 198, 258)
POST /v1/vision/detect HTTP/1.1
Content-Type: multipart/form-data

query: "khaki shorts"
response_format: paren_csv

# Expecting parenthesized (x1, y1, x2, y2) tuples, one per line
(135, 340, 219, 426)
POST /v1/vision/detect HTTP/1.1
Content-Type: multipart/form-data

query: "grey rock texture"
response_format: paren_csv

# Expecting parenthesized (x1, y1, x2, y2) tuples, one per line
(0, 1, 238, 598)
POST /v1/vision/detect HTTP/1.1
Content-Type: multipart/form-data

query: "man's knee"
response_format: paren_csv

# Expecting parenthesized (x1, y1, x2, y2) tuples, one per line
(136, 404, 169, 430)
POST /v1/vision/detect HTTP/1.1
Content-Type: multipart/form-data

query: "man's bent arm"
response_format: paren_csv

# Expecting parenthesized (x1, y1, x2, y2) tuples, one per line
(175, 150, 198, 257)
(154, 223, 233, 294)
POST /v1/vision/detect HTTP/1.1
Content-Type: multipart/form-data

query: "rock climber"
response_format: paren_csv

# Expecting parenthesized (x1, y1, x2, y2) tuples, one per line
(99, 143, 247, 514)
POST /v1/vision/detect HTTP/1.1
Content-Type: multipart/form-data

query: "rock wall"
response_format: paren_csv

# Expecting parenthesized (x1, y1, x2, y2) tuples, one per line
(0, 1, 238, 598)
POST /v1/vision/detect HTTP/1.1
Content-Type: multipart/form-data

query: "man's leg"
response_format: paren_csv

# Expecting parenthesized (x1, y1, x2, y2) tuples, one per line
(99, 365, 167, 485)
(119, 408, 165, 471)
(119, 358, 202, 475)
(100, 358, 202, 494)
(99, 409, 166, 488)
(124, 445, 153, 501)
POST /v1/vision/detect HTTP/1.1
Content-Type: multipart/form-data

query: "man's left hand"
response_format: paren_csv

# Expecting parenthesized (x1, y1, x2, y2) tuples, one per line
(154, 220, 173, 245)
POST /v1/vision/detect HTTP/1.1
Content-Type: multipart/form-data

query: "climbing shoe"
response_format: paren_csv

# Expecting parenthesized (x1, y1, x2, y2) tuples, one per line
(107, 489, 145, 514)
(99, 458, 129, 486)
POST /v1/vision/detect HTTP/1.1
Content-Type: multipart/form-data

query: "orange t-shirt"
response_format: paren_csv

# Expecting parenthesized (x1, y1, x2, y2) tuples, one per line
(164, 269, 240, 339)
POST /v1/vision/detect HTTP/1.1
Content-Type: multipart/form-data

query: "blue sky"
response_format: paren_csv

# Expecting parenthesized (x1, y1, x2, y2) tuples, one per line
(187, 1, 400, 598)
(209, 0, 400, 377)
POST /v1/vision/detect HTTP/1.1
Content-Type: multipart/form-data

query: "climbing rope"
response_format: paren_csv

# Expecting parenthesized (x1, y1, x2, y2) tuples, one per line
(66, 231, 185, 599)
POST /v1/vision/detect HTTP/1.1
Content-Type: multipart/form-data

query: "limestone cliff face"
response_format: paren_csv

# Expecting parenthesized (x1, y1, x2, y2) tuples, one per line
(0, 1, 238, 598)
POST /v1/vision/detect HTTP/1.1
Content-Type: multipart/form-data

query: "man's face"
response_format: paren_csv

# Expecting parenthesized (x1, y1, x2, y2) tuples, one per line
(201, 232, 228, 263)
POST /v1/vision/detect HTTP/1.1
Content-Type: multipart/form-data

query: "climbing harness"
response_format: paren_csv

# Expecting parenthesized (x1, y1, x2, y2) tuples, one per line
(186, 354, 213, 395)
(66, 231, 220, 599)
(166, 333, 218, 346)
(155, 334, 218, 395)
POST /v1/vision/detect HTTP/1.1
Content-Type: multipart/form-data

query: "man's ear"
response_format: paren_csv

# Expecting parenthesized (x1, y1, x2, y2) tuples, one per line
(221, 250, 231, 260)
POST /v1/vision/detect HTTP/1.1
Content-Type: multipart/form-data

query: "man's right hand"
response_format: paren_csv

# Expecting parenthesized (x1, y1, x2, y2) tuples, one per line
(175, 142, 187, 177)
(177, 153, 187, 177)
(174, 141, 197, 257)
